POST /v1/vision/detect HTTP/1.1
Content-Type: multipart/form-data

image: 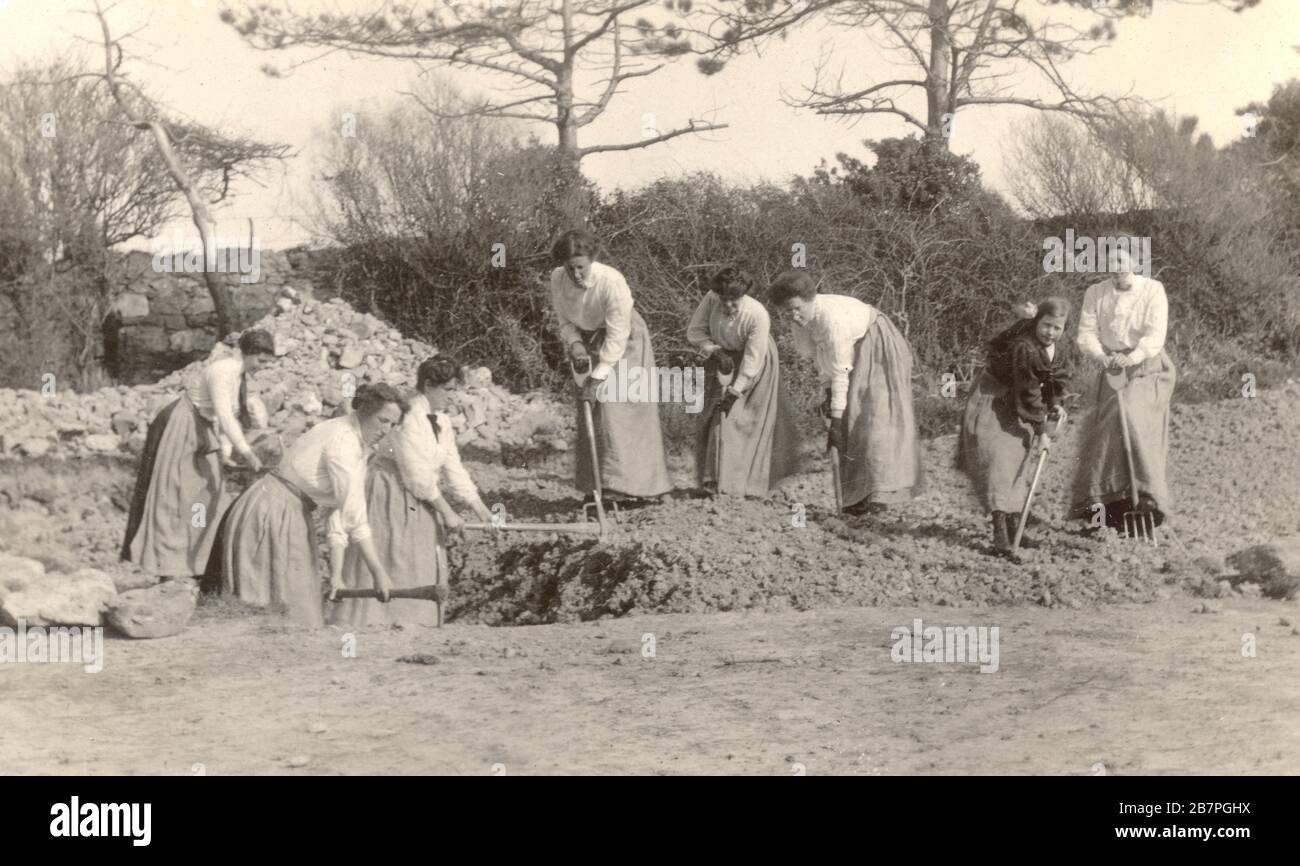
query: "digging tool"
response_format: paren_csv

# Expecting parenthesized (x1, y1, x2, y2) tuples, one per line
(571, 357, 611, 535)
(828, 442, 844, 513)
(1106, 367, 1157, 545)
(328, 584, 448, 626)
(463, 520, 602, 536)
(705, 352, 737, 494)
(1011, 407, 1067, 554)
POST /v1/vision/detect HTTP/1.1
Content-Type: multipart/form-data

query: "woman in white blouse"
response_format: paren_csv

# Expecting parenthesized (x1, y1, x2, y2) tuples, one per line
(205, 383, 402, 627)
(687, 265, 799, 497)
(550, 229, 671, 503)
(769, 271, 924, 514)
(1070, 244, 1176, 528)
(328, 357, 493, 627)
(122, 329, 276, 577)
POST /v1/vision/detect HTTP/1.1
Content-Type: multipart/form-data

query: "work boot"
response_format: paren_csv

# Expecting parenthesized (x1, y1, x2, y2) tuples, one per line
(991, 511, 1011, 553)
(1006, 512, 1041, 549)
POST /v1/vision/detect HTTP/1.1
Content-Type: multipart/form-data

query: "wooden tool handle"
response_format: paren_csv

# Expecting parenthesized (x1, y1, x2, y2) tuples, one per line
(463, 521, 601, 534)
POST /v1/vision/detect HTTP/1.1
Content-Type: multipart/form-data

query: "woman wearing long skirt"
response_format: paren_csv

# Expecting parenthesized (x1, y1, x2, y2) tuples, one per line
(550, 229, 672, 502)
(203, 383, 402, 627)
(687, 265, 799, 497)
(328, 357, 493, 628)
(121, 329, 275, 577)
(957, 298, 1070, 553)
(769, 271, 923, 514)
(1069, 246, 1176, 529)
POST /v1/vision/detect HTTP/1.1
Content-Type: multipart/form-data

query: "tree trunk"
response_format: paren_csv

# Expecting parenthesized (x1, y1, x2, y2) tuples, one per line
(925, 0, 952, 148)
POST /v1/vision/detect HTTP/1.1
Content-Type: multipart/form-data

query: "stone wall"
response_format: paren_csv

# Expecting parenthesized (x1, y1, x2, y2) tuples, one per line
(105, 247, 334, 384)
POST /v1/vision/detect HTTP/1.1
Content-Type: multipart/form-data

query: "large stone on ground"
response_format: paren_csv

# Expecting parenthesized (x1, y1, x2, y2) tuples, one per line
(106, 579, 199, 638)
(0, 553, 46, 585)
(0, 566, 117, 627)
(1226, 537, 1300, 600)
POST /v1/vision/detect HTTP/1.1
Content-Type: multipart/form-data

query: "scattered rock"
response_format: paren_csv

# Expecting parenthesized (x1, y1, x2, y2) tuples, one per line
(106, 579, 199, 638)
(0, 566, 117, 627)
(396, 653, 440, 665)
(1226, 537, 1300, 600)
(0, 553, 47, 587)
(83, 434, 120, 453)
(18, 438, 51, 458)
(110, 411, 137, 436)
(337, 346, 365, 369)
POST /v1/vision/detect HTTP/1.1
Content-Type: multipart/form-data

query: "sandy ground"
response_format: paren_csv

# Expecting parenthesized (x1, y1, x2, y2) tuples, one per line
(2, 597, 1298, 775)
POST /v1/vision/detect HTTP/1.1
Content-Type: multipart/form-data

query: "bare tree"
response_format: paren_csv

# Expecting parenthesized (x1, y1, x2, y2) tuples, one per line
(221, 0, 727, 170)
(0, 54, 182, 388)
(82, 0, 292, 337)
(1003, 114, 1143, 218)
(685, 0, 1262, 147)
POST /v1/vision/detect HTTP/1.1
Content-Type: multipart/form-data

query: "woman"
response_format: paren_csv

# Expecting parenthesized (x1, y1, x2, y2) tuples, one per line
(687, 265, 799, 497)
(1070, 244, 1175, 529)
(328, 358, 493, 628)
(122, 329, 275, 577)
(550, 229, 671, 503)
(769, 271, 923, 514)
(957, 298, 1070, 553)
(204, 383, 402, 627)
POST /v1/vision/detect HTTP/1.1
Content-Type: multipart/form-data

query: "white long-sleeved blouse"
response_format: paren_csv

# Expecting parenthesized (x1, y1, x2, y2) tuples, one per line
(1076, 274, 1169, 365)
(185, 354, 252, 455)
(550, 261, 634, 381)
(790, 293, 877, 414)
(385, 393, 484, 507)
(686, 292, 770, 394)
(279, 413, 372, 548)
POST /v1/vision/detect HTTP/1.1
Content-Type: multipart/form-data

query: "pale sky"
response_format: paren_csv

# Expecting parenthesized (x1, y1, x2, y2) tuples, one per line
(2, 0, 1297, 247)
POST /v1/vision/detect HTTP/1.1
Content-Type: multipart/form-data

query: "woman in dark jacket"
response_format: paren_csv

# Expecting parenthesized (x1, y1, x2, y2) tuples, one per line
(957, 298, 1070, 554)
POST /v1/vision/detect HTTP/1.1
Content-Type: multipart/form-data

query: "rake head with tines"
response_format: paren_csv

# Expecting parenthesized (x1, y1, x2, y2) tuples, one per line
(1122, 508, 1158, 545)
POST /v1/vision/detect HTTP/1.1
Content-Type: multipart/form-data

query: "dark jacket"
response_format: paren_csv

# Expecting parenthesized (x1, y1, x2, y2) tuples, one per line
(989, 329, 1066, 425)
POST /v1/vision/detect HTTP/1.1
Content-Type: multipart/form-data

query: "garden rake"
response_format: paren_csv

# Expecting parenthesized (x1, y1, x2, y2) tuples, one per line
(1106, 368, 1157, 545)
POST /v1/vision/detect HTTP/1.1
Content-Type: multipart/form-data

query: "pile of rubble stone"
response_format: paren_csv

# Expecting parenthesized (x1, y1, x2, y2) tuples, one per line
(0, 287, 571, 462)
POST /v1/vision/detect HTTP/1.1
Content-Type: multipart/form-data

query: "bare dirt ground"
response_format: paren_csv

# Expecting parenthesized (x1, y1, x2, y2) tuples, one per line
(1, 382, 1298, 774)
(2, 600, 1298, 775)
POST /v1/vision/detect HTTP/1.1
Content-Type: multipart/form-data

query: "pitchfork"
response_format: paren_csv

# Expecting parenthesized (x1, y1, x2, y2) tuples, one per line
(1105, 368, 1157, 545)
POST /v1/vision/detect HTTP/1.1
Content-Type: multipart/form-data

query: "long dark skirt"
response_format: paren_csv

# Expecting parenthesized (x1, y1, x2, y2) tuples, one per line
(327, 456, 447, 628)
(1069, 352, 1176, 518)
(696, 337, 799, 497)
(204, 473, 324, 627)
(956, 370, 1037, 513)
(575, 309, 672, 498)
(121, 395, 229, 576)
(835, 314, 924, 507)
